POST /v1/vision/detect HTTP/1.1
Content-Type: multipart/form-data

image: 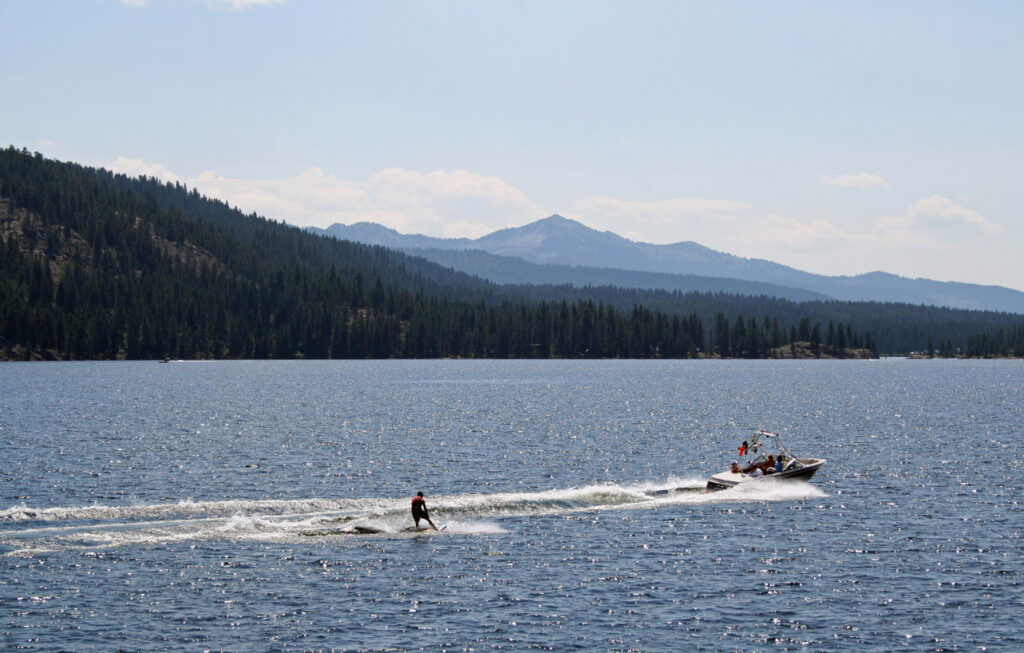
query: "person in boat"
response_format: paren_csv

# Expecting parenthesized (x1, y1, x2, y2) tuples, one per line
(731, 461, 741, 474)
(764, 455, 777, 474)
(411, 491, 437, 530)
(742, 457, 768, 474)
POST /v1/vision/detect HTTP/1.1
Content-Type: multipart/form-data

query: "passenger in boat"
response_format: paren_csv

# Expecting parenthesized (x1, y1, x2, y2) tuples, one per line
(731, 461, 741, 474)
(774, 459, 784, 473)
(764, 455, 777, 474)
(411, 491, 437, 530)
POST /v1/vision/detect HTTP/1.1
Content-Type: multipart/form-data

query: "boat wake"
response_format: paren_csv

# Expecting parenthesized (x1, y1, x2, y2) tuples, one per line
(0, 477, 824, 555)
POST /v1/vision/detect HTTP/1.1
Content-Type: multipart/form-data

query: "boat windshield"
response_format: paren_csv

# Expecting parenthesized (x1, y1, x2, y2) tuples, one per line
(741, 429, 803, 469)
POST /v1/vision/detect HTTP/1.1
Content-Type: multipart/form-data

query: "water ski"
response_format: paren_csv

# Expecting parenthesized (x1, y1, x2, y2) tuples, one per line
(404, 524, 446, 533)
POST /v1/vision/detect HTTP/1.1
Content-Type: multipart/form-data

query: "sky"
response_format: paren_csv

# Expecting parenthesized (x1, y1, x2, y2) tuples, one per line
(3, 0, 1023, 290)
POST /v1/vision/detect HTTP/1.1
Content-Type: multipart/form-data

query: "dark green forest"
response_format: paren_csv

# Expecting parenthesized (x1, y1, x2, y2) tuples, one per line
(2, 147, 1022, 360)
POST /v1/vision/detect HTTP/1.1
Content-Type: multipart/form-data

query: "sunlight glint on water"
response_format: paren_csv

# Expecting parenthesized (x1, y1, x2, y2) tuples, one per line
(1, 359, 1021, 651)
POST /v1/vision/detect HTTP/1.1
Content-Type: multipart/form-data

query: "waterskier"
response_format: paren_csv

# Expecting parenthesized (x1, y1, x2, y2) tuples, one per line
(411, 491, 437, 530)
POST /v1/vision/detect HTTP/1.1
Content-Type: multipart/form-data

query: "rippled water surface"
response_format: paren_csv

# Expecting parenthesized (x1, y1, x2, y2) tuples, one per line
(1, 359, 1022, 651)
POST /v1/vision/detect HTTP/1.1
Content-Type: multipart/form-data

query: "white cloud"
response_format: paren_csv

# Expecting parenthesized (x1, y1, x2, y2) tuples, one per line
(569, 196, 751, 244)
(715, 212, 926, 281)
(716, 195, 1007, 283)
(121, 0, 284, 9)
(110, 157, 181, 184)
(570, 191, 1005, 284)
(874, 195, 1005, 239)
(722, 196, 1001, 263)
(196, 0, 287, 10)
(103, 157, 1014, 286)
(821, 172, 890, 190)
(566, 194, 906, 276)
(728, 214, 859, 253)
(360, 168, 545, 237)
(113, 158, 546, 235)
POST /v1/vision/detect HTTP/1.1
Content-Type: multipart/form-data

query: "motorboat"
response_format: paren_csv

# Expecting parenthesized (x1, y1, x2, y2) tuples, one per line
(706, 429, 826, 491)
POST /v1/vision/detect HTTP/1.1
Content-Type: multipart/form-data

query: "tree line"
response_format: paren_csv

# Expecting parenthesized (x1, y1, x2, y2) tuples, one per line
(2, 146, 1021, 360)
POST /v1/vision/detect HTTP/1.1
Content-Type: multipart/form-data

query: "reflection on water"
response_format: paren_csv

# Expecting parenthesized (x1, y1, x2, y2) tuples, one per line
(1, 359, 1021, 651)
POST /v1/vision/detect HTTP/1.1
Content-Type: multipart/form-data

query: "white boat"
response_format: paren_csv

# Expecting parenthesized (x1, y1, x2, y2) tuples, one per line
(706, 429, 826, 491)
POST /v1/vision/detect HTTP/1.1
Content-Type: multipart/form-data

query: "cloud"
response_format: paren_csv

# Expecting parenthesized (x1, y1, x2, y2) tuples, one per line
(820, 172, 890, 190)
(111, 158, 546, 236)
(723, 196, 1001, 263)
(566, 194, 907, 277)
(105, 157, 1011, 284)
(569, 196, 751, 244)
(710, 194, 1007, 285)
(571, 191, 1005, 284)
(360, 168, 546, 237)
(874, 195, 1005, 239)
(196, 0, 287, 10)
(121, 0, 284, 9)
(110, 157, 181, 185)
(730, 214, 859, 253)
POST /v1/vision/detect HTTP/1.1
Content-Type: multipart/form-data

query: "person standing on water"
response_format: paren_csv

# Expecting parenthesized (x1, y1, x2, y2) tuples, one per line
(411, 491, 437, 530)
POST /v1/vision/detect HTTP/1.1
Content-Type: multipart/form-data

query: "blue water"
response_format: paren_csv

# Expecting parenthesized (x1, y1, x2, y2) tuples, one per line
(1, 359, 1022, 651)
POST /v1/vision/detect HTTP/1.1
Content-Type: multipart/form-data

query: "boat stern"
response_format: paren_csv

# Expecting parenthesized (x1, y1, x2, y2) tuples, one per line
(705, 470, 743, 490)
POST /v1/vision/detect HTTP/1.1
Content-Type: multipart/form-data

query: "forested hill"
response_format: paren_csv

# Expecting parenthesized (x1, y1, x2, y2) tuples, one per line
(1, 147, 1022, 360)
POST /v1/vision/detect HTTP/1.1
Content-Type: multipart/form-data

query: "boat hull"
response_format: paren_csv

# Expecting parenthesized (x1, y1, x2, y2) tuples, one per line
(705, 458, 826, 491)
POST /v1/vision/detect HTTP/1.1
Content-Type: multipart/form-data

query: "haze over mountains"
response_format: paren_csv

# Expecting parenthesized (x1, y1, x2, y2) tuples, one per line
(5, 147, 1023, 360)
(313, 215, 1024, 314)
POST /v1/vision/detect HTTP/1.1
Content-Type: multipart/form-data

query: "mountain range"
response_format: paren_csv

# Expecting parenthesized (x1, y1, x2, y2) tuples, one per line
(312, 215, 1024, 314)
(5, 147, 1024, 359)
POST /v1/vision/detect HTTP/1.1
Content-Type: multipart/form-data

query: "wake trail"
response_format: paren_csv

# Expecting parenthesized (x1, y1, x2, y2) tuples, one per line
(1, 477, 825, 555)
(0, 497, 383, 525)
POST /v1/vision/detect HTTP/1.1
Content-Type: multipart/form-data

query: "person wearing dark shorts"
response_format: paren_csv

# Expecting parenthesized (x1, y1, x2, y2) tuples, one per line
(411, 491, 437, 530)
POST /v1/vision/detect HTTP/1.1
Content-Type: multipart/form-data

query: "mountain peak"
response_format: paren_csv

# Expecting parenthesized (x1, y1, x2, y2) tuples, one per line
(474, 214, 622, 262)
(311, 215, 1024, 313)
(523, 214, 592, 232)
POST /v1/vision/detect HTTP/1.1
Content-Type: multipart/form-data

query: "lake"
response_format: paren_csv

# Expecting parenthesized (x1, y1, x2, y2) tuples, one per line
(1, 359, 1022, 651)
